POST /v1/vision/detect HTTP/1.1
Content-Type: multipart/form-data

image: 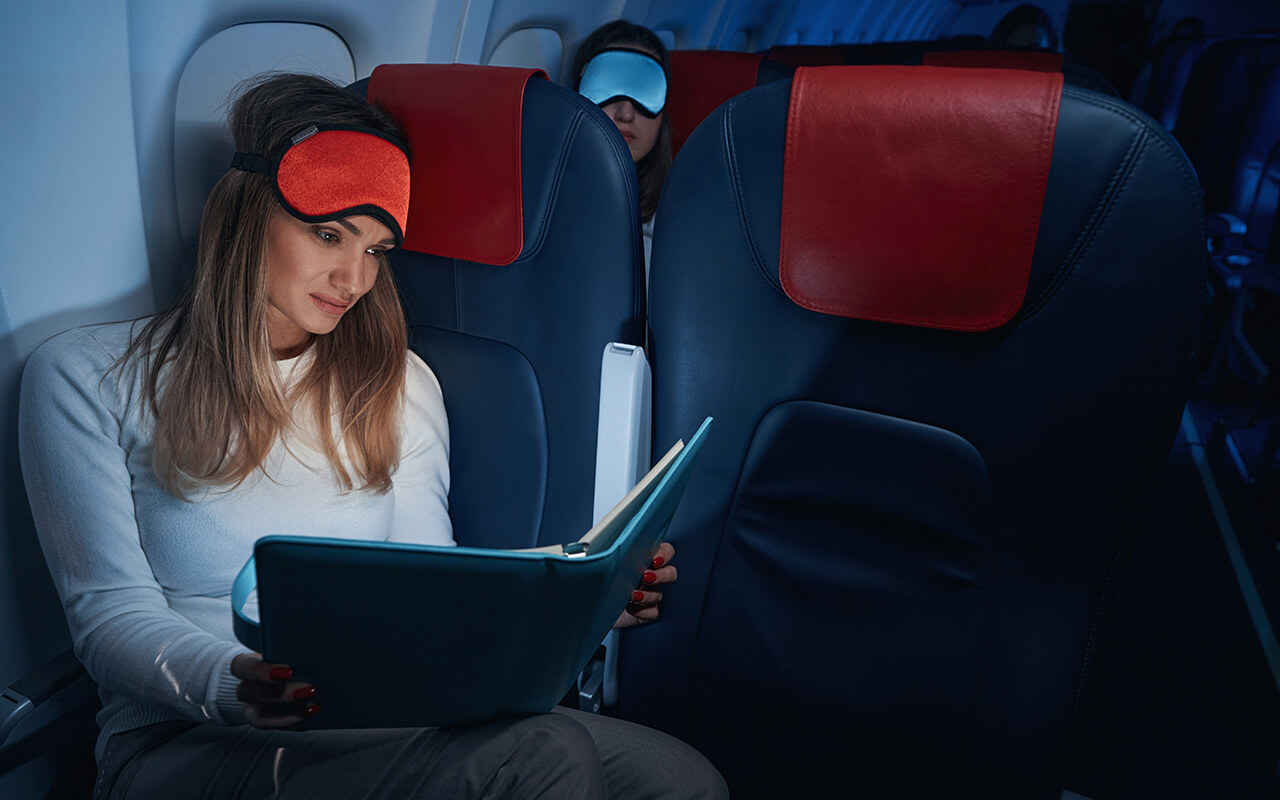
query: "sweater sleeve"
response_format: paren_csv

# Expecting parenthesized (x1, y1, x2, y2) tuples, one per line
(18, 328, 248, 726)
(387, 349, 454, 546)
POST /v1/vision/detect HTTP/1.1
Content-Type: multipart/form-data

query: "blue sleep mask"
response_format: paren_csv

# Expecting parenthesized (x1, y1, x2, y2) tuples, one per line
(578, 49, 668, 117)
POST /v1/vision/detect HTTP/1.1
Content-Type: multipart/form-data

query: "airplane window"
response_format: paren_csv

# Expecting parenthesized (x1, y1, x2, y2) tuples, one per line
(487, 27, 565, 80)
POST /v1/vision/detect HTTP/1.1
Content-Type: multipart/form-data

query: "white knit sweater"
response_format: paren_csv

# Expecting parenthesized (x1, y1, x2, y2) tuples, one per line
(18, 320, 453, 761)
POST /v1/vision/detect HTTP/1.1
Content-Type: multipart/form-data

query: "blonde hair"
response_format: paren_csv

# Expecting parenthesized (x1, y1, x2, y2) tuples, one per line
(120, 74, 410, 497)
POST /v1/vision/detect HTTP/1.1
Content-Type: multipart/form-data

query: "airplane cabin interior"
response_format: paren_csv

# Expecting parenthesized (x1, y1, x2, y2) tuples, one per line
(3, 0, 1280, 798)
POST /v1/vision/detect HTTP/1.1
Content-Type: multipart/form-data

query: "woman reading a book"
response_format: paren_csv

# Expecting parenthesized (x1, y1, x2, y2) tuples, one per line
(19, 73, 725, 799)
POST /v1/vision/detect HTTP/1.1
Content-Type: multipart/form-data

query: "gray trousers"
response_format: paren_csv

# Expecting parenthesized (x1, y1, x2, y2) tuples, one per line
(94, 708, 728, 799)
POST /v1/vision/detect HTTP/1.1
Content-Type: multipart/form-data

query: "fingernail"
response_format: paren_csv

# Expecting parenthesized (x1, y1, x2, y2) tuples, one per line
(304, 703, 321, 717)
(269, 667, 293, 682)
(631, 590, 645, 603)
(293, 686, 317, 700)
(642, 571, 657, 585)
(651, 555, 665, 568)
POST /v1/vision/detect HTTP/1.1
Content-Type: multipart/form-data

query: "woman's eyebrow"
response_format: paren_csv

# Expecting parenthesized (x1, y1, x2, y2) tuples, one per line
(335, 218, 360, 235)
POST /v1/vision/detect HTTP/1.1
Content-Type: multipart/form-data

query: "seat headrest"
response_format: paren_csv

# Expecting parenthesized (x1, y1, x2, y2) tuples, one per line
(668, 50, 766, 155)
(368, 64, 546, 265)
(780, 65, 1063, 332)
(923, 49, 1065, 73)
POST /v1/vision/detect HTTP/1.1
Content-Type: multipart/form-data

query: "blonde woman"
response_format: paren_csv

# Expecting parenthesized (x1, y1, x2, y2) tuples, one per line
(19, 73, 726, 799)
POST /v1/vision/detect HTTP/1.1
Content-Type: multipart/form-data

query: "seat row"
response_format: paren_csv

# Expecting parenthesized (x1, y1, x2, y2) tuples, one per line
(1136, 32, 1280, 489)
(2, 60, 1206, 798)
(374, 61, 1201, 797)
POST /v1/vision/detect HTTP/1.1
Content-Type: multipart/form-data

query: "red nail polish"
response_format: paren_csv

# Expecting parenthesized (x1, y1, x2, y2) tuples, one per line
(643, 571, 657, 585)
(651, 555, 665, 568)
(269, 667, 293, 682)
(293, 686, 316, 700)
(631, 590, 645, 603)
(304, 703, 321, 717)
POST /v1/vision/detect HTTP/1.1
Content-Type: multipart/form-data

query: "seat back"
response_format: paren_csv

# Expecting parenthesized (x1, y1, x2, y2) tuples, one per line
(618, 65, 1204, 797)
(1174, 35, 1280, 208)
(1131, 34, 1210, 129)
(666, 50, 790, 157)
(1228, 59, 1280, 243)
(367, 65, 645, 549)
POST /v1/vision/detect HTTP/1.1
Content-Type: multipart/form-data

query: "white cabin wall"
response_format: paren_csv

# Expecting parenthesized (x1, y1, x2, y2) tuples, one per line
(0, 3, 153, 795)
(0, 0, 152, 702)
(766, 0, 964, 47)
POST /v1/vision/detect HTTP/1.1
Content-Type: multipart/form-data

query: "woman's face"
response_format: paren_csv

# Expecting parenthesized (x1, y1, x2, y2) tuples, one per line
(263, 211, 395, 357)
(598, 45, 664, 163)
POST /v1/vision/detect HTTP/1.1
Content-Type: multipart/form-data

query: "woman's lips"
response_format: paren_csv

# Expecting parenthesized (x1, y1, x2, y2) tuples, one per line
(310, 294, 350, 315)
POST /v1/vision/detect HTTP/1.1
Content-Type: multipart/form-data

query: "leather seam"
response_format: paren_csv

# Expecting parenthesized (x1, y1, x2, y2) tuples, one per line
(725, 85, 790, 300)
(513, 111, 580, 265)
(1019, 128, 1145, 323)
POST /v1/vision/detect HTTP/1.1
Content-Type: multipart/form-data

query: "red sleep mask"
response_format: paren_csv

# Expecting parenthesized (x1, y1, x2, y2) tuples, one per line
(231, 125, 411, 244)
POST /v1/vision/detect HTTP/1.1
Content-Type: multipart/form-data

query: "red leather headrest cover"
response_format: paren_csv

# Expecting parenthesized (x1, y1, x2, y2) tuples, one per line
(668, 51, 764, 155)
(369, 64, 546, 265)
(780, 65, 1062, 331)
(923, 50, 1065, 73)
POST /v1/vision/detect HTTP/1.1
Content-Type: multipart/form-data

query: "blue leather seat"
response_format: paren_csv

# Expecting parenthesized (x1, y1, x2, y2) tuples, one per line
(1226, 59, 1280, 246)
(667, 50, 791, 158)
(1130, 33, 1211, 129)
(616, 64, 1204, 798)
(367, 65, 646, 551)
(1175, 35, 1280, 211)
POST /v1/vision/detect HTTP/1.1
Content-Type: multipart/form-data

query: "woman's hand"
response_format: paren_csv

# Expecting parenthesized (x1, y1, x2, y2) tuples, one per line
(231, 652, 319, 729)
(614, 542, 677, 629)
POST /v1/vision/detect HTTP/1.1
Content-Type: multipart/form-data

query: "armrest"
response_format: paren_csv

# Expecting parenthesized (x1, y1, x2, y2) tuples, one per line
(0, 648, 85, 746)
(0, 647, 99, 777)
(581, 342, 652, 712)
(1206, 212, 1246, 237)
(1206, 212, 1247, 258)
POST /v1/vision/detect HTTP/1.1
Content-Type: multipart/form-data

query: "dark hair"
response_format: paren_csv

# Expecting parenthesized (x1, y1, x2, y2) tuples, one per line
(572, 20, 672, 223)
(122, 73, 412, 497)
(989, 4, 1060, 52)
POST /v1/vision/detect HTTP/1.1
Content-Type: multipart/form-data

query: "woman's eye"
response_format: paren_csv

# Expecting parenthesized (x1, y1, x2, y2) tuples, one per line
(312, 227, 340, 244)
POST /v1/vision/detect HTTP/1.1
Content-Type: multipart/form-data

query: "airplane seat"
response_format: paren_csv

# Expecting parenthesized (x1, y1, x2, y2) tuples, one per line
(1193, 36, 1280, 213)
(1129, 34, 1211, 129)
(1174, 35, 1280, 210)
(363, 64, 647, 553)
(617, 64, 1204, 798)
(1199, 106, 1280, 461)
(1223, 59, 1280, 244)
(667, 50, 792, 158)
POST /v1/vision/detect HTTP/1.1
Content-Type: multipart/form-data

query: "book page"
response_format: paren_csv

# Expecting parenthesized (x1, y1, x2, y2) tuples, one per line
(519, 437, 684, 556)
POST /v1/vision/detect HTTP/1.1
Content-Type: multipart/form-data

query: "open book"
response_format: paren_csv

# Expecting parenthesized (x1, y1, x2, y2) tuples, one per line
(231, 416, 712, 729)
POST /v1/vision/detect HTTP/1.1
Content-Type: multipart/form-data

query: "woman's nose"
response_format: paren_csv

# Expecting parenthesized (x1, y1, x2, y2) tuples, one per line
(613, 100, 636, 121)
(333, 254, 374, 298)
